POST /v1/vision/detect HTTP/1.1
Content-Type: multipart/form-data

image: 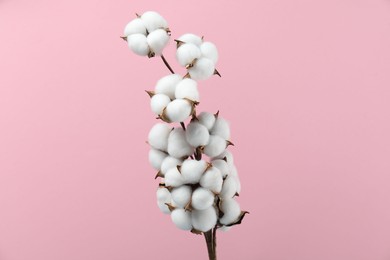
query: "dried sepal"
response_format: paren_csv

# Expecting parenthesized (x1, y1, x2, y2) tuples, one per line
(214, 69, 221, 77)
(225, 211, 249, 227)
(154, 171, 164, 179)
(145, 90, 155, 97)
(191, 228, 203, 235)
(164, 203, 176, 212)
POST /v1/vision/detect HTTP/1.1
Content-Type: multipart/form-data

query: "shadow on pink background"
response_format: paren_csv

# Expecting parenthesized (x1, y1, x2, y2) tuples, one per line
(1, 0, 390, 259)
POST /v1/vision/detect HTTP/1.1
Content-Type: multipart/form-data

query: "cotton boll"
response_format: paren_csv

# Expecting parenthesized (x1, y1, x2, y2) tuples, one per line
(210, 117, 230, 140)
(198, 112, 216, 131)
(230, 166, 241, 193)
(150, 94, 171, 116)
(155, 74, 182, 99)
(124, 18, 147, 36)
(188, 58, 215, 80)
(171, 185, 192, 208)
(200, 42, 218, 64)
(156, 187, 171, 214)
(167, 128, 193, 158)
(127, 34, 149, 56)
(203, 135, 227, 158)
(171, 209, 193, 230)
(191, 207, 217, 232)
(175, 78, 200, 102)
(181, 159, 208, 184)
(200, 167, 223, 194)
(147, 29, 170, 55)
(220, 176, 238, 199)
(148, 123, 172, 151)
(160, 156, 182, 176)
(219, 198, 241, 225)
(177, 33, 203, 46)
(213, 150, 234, 167)
(149, 149, 168, 170)
(176, 43, 201, 67)
(165, 167, 184, 187)
(211, 159, 229, 178)
(141, 11, 168, 32)
(165, 99, 193, 123)
(191, 187, 215, 210)
(219, 226, 232, 232)
(185, 121, 209, 148)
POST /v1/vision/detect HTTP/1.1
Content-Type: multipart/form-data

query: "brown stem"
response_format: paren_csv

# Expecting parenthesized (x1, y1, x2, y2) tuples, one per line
(160, 54, 175, 74)
(204, 230, 217, 260)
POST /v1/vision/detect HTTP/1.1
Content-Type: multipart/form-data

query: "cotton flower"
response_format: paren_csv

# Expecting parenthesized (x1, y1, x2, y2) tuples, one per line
(176, 43, 202, 67)
(165, 166, 184, 187)
(160, 156, 182, 176)
(219, 198, 241, 225)
(150, 93, 171, 115)
(198, 112, 216, 131)
(177, 33, 203, 46)
(180, 159, 208, 184)
(210, 117, 230, 140)
(167, 128, 194, 158)
(155, 74, 182, 99)
(191, 187, 215, 210)
(148, 149, 168, 170)
(191, 207, 218, 232)
(203, 135, 227, 158)
(127, 34, 149, 56)
(175, 78, 200, 102)
(171, 209, 193, 230)
(200, 167, 223, 194)
(148, 123, 172, 151)
(185, 121, 210, 148)
(140, 11, 169, 32)
(156, 187, 172, 214)
(171, 185, 192, 208)
(163, 99, 194, 123)
(210, 159, 229, 178)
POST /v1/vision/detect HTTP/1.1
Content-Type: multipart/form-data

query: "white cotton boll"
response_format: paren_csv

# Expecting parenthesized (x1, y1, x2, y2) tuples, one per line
(148, 149, 168, 170)
(141, 11, 168, 32)
(211, 117, 230, 140)
(160, 156, 182, 176)
(150, 94, 171, 116)
(185, 121, 210, 147)
(155, 74, 182, 99)
(188, 58, 215, 81)
(203, 135, 227, 158)
(191, 187, 215, 210)
(181, 159, 208, 184)
(148, 123, 172, 151)
(171, 209, 193, 230)
(177, 33, 203, 46)
(167, 128, 193, 158)
(165, 167, 184, 187)
(191, 207, 217, 232)
(200, 42, 218, 64)
(127, 34, 149, 56)
(176, 43, 201, 67)
(219, 226, 232, 232)
(211, 159, 229, 178)
(174, 78, 200, 102)
(230, 166, 241, 193)
(171, 185, 192, 208)
(200, 167, 223, 194)
(220, 176, 238, 199)
(213, 150, 234, 167)
(156, 187, 171, 214)
(147, 29, 170, 55)
(198, 112, 216, 131)
(124, 18, 147, 36)
(165, 99, 193, 123)
(219, 198, 241, 225)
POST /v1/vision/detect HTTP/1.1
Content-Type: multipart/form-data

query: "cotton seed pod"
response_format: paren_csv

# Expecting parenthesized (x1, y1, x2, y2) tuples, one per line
(219, 198, 241, 225)
(171, 209, 193, 230)
(177, 33, 203, 46)
(200, 41, 218, 64)
(148, 123, 172, 151)
(185, 121, 210, 148)
(191, 207, 218, 232)
(150, 93, 171, 116)
(211, 117, 230, 140)
(155, 74, 182, 99)
(176, 43, 201, 67)
(211, 159, 229, 178)
(141, 11, 168, 32)
(148, 149, 168, 170)
(123, 18, 147, 36)
(175, 78, 200, 102)
(191, 187, 215, 210)
(171, 185, 192, 208)
(203, 135, 227, 158)
(147, 29, 170, 55)
(164, 99, 193, 123)
(219, 175, 238, 199)
(188, 57, 215, 81)
(167, 128, 193, 158)
(181, 159, 208, 184)
(156, 187, 172, 214)
(165, 167, 184, 187)
(200, 167, 223, 194)
(127, 34, 149, 56)
(160, 156, 182, 176)
(198, 112, 216, 131)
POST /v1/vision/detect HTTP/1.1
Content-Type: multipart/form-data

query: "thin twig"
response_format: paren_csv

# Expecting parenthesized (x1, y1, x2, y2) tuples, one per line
(161, 54, 175, 74)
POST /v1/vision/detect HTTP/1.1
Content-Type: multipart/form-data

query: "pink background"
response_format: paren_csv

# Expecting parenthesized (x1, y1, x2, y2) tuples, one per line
(1, 0, 390, 259)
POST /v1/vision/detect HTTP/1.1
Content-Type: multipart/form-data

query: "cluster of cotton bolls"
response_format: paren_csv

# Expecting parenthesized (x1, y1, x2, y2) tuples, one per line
(123, 11, 170, 57)
(148, 112, 246, 233)
(175, 33, 220, 80)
